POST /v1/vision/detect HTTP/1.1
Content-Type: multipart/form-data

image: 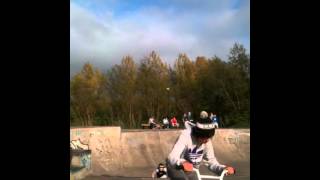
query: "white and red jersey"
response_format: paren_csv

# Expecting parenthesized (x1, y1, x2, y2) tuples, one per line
(167, 128, 226, 174)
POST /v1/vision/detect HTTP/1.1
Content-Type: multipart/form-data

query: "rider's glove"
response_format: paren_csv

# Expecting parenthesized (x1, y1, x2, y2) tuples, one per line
(224, 166, 235, 175)
(182, 162, 193, 172)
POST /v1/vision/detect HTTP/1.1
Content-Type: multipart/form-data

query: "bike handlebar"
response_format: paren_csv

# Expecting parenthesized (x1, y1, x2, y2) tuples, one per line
(193, 168, 228, 180)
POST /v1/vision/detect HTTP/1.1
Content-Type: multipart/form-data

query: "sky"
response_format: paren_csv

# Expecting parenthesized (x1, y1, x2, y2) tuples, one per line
(70, 0, 250, 74)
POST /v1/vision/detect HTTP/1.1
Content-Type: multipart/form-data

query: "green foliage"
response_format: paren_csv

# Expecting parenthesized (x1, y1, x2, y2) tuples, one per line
(70, 43, 250, 128)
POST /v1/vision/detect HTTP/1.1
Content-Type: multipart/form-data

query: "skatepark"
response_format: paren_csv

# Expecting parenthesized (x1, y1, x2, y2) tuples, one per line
(70, 127, 250, 180)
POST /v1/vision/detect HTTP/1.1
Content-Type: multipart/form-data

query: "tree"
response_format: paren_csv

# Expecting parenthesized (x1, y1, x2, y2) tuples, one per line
(194, 56, 210, 112)
(69, 43, 250, 128)
(70, 63, 106, 126)
(106, 56, 139, 128)
(136, 51, 170, 122)
(228, 43, 250, 78)
(173, 53, 196, 114)
(224, 43, 250, 127)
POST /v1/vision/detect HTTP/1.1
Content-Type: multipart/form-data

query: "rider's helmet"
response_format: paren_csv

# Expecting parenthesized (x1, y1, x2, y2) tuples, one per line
(200, 111, 208, 119)
(192, 111, 216, 138)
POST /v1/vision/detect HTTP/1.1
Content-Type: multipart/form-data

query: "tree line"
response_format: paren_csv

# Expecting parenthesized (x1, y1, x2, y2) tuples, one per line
(70, 43, 250, 128)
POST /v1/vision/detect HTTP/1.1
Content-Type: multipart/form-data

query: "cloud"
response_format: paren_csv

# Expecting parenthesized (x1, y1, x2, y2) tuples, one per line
(70, 0, 250, 74)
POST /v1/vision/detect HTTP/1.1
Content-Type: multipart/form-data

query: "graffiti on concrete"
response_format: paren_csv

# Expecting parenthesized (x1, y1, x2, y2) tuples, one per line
(70, 128, 122, 172)
(70, 138, 91, 171)
(75, 129, 82, 136)
(224, 132, 250, 144)
(79, 152, 91, 169)
(94, 138, 114, 170)
(70, 139, 90, 150)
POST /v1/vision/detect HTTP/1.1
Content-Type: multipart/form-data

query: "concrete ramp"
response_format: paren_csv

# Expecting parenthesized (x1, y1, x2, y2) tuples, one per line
(70, 127, 250, 179)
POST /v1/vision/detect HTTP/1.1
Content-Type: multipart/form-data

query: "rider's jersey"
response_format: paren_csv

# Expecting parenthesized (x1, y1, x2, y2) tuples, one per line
(167, 128, 226, 174)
